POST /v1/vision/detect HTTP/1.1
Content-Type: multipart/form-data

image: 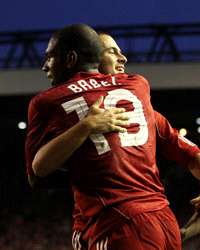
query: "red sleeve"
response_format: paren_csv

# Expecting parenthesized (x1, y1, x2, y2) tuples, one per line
(25, 97, 46, 175)
(154, 110, 200, 168)
(135, 74, 150, 94)
(25, 96, 58, 176)
(25, 93, 72, 176)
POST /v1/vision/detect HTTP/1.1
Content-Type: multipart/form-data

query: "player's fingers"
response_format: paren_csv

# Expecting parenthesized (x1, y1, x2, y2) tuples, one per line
(114, 120, 130, 127)
(92, 96, 104, 108)
(191, 196, 200, 205)
(180, 228, 186, 239)
(181, 219, 200, 241)
(109, 124, 127, 133)
(105, 107, 126, 114)
(89, 96, 104, 115)
(194, 202, 200, 208)
(115, 113, 129, 121)
(106, 107, 126, 114)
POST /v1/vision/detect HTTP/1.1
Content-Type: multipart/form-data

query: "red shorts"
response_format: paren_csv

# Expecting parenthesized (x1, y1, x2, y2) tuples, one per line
(87, 206, 181, 250)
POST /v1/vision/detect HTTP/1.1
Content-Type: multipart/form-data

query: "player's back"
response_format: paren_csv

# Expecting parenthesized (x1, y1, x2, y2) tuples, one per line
(29, 72, 168, 217)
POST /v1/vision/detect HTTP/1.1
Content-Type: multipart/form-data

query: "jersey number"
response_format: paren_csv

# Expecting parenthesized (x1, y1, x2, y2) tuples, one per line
(62, 89, 148, 155)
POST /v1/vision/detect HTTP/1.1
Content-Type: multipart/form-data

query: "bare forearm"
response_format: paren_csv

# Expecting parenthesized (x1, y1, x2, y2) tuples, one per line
(32, 98, 128, 177)
(32, 120, 91, 177)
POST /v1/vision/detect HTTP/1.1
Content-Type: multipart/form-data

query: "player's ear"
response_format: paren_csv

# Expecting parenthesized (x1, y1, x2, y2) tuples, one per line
(66, 50, 77, 69)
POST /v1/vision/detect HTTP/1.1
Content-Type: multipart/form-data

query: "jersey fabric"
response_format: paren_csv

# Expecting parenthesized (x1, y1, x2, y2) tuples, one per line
(72, 205, 182, 250)
(154, 110, 199, 166)
(88, 206, 181, 250)
(25, 72, 200, 249)
(71, 109, 200, 248)
(26, 72, 168, 215)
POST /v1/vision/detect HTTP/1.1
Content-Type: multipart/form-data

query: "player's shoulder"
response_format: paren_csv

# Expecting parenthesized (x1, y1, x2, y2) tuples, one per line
(30, 84, 66, 107)
(115, 73, 148, 82)
(115, 73, 150, 89)
(127, 73, 149, 84)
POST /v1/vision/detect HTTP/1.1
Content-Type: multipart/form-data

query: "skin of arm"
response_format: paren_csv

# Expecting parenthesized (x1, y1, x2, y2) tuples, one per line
(32, 96, 129, 177)
(32, 120, 92, 177)
(181, 205, 200, 242)
(190, 195, 200, 210)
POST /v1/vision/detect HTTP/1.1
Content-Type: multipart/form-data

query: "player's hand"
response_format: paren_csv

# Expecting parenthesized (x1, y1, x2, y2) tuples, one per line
(190, 195, 200, 210)
(180, 195, 200, 242)
(180, 210, 200, 242)
(84, 96, 129, 133)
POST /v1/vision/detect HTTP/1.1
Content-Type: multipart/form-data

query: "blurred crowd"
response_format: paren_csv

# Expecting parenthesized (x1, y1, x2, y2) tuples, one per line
(0, 190, 73, 250)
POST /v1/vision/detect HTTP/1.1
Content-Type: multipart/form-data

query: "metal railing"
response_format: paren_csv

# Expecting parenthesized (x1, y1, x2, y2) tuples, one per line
(1, 23, 200, 68)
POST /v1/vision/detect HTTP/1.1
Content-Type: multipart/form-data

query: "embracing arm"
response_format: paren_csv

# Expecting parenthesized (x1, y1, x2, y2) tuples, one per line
(155, 111, 200, 241)
(32, 116, 93, 177)
(27, 120, 92, 187)
(181, 195, 200, 242)
(155, 110, 200, 179)
(32, 97, 128, 177)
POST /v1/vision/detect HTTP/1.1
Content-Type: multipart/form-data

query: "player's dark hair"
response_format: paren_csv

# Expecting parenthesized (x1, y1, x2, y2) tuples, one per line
(53, 24, 103, 65)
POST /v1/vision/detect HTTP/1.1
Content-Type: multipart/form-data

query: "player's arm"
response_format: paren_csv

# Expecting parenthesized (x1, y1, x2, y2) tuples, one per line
(181, 196, 200, 242)
(28, 169, 70, 189)
(32, 96, 129, 177)
(181, 210, 200, 242)
(28, 96, 128, 188)
(191, 195, 200, 210)
(155, 111, 200, 180)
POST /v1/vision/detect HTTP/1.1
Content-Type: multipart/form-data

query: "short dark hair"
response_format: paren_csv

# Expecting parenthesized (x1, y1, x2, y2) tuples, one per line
(53, 24, 103, 64)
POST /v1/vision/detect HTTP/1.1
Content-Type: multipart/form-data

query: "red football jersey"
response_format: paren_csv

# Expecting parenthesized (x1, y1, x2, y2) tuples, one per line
(72, 111, 200, 231)
(25, 72, 199, 221)
(155, 111, 200, 166)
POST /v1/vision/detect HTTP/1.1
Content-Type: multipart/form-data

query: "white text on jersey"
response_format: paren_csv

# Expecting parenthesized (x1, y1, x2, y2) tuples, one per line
(67, 76, 120, 93)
